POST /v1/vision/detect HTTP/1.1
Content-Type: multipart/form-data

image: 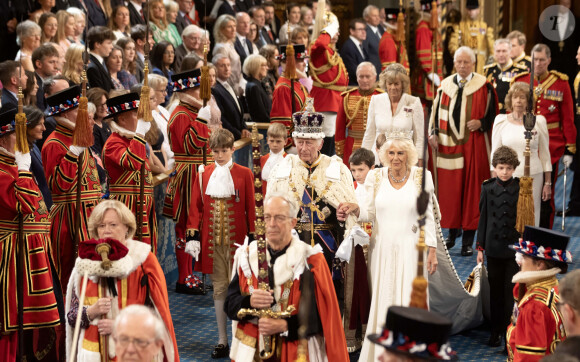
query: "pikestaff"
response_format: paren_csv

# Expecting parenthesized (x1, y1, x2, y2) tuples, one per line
(429, 0, 439, 196)
(409, 102, 431, 310)
(516, 54, 536, 234)
(136, 0, 154, 243)
(72, 11, 95, 254)
(15, 45, 29, 362)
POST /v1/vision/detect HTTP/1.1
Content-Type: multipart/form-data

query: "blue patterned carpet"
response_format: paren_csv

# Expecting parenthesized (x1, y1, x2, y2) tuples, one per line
(167, 163, 580, 361)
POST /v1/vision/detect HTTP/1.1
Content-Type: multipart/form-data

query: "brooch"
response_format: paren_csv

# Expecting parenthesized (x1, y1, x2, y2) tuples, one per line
(548, 104, 556, 113)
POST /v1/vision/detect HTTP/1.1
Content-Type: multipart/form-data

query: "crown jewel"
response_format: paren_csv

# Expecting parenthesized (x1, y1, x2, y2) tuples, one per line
(385, 128, 414, 141)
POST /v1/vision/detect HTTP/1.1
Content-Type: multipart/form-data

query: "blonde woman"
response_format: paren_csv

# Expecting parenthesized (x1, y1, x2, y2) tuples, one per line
(66, 7, 86, 44)
(149, 0, 182, 48)
(212, 14, 244, 95)
(361, 63, 424, 165)
(62, 43, 85, 84)
(55, 10, 77, 52)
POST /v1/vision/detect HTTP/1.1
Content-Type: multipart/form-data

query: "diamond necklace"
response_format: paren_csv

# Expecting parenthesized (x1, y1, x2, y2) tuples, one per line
(389, 169, 408, 183)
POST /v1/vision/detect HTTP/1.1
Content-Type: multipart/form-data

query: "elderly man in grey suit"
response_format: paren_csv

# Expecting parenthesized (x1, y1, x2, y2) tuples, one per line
(362, 5, 384, 79)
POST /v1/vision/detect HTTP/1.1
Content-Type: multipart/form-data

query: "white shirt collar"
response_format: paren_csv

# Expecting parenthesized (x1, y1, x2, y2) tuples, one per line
(237, 33, 246, 41)
(130, 0, 142, 12)
(90, 52, 104, 66)
(349, 35, 363, 47)
(367, 24, 378, 34)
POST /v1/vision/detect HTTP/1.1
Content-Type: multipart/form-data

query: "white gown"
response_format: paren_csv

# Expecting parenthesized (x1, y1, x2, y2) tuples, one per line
(358, 166, 437, 362)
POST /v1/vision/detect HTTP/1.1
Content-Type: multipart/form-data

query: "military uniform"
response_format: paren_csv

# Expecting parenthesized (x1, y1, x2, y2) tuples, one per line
(448, 18, 494, 75)
(270, 76, 309, 150)
(413, 18, 443, 101)
(335, 87, 384, 164)
(102, 93, 156, 251)
(512, 52, 532, 71)
(513, 70, 577, 227)
(163, 69, 211, 291)
(378, 30, 409, 73)
(484, 60, 527, 113)
(507, 226, 572, 362)
(42, 86, 102, 291)
(0, 107, 62, 361)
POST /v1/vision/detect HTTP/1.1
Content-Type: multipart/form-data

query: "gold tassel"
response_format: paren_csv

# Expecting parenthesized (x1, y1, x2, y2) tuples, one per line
(396, 10, 405, 42)
(200, 44, 211, 106)
(285, 44, 296, 80)
(138, 63, 153, 123)
(430, 0, 438, 29)
(15, 112, 29, 154)
(72, 96, 94, 147)
(409, 276, 428, 309)
(515, 176, 535, 234)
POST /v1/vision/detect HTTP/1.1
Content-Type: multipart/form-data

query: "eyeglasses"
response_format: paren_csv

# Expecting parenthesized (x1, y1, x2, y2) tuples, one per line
(264, 214, 292, 223)
(114, 336, 156, 349)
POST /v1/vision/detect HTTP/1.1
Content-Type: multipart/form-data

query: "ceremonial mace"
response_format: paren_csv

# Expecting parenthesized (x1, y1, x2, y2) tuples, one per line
(15, 35, 30, 362)
(236, 125, 295, 360)
(515, 54, 536, 234)
(136, 0, 154, 244)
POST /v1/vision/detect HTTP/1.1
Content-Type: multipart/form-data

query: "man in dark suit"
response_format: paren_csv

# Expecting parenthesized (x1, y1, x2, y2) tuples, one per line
(85, 0, 108, 27)
(131, 24, 154, 82)
(218, 0, 247, 17)
(174, 24, 202, 71)
(39, 76, 72, 150)
(341, 18, 368, 86)
(362, 5, 384, 78)
(212, 54, 249, 140)
(175, 0, 196, 34)
(127, 0, 147, 26)
(262, 1, 281, 42)
(249, 6, 272, 48)
(0, 60, 26, 109)
(234, 12, 255, 67)
(212, 53, 251, 166)
(31, 44, 60, 110)
(86, 26, 115, 92)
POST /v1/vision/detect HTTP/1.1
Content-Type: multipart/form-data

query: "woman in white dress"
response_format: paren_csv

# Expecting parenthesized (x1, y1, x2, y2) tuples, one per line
(339, 133, 438, 361)
(490, 82, 552, 226)
(361, 63, 424, 165)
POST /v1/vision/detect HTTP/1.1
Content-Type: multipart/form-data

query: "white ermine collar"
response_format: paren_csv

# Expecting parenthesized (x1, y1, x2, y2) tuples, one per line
(512, 267, 561, 285)
(54, 116, 76, 130)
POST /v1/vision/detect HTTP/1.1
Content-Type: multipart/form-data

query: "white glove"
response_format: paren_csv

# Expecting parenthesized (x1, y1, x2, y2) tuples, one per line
(323, 21, 339, 38)
(197, 106, 211, 122)
(185, 239, 201, 261)
(69, 145, 86, 156)
(562, 155, 573, 167)
(135, 119, 151, 137)
(427, 72, 441, 87)
(335, 225, 369, 263)
(15, 151, 31, 171)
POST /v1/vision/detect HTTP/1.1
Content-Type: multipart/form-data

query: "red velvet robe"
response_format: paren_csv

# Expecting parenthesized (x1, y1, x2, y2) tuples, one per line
(430, 73, 498, 230)
(507, 278, 566, 361)
(413, 20, 443, 101)
(102, 128, 156, 251)
(309, 32, 349, 113)
(67, 240, 179, 361)
(231, 237, 349, 362)
(42, 120, 102, 291)
(270, 76, 309, 149)
(0, 152, 61, 360)
(186, 163, 256, 274)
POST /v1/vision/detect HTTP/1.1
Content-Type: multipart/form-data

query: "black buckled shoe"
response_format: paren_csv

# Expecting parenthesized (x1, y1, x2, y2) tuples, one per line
(175, 282, 204, 295)
(211, 343, 229, 359)
(461, 245, 474, 256)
